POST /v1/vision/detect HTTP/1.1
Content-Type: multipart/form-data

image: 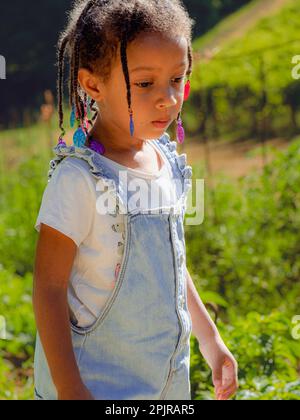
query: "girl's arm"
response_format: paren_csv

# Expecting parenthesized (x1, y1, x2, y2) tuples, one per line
(186, 267, 219, 343)
(33, 223, 94, 400)
(186, 267, 239, 400)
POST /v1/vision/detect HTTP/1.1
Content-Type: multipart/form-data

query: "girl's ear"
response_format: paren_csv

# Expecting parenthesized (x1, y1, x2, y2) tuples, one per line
(78, 68, 104, 102)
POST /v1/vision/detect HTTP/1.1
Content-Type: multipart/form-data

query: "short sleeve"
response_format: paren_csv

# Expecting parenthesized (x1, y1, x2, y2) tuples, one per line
(35, 159, 95, 247)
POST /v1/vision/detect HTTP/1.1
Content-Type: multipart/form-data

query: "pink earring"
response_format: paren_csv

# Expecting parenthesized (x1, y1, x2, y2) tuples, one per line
(184, 79, 191, 101)
(176, 114, 185, 144)
(176, 79, 191, 144)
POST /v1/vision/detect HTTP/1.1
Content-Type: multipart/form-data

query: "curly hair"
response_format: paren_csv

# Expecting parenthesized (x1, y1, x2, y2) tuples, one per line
(56, 0, 195, 143)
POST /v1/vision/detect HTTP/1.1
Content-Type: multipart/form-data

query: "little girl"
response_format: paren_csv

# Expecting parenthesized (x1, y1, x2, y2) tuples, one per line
(33, 0, 238, 400)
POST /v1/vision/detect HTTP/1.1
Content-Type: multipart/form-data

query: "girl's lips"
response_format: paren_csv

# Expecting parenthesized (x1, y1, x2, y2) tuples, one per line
(152, 120, 171, 128)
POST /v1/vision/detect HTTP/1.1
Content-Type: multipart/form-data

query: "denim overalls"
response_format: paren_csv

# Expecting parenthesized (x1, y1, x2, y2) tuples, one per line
(34, 132, 193, 400)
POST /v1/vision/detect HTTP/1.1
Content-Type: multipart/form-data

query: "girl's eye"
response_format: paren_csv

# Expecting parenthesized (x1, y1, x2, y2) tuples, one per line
(173, 77, 186, 84)
(135, 77, 186, 89)
(135, 82, 153, 89)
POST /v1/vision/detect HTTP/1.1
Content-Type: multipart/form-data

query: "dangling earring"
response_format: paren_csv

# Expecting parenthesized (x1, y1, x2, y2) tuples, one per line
(73, 96, 88, 148)
(83, 94, 90, 133)
(129, 107, 134, 137)
(184, 79, 191, 101)
(176, 79, 191, 145)
(176, 112, 185, 145)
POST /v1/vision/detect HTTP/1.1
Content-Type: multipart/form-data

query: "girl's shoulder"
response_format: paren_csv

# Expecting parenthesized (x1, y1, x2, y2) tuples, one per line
(48, 144, 114, 186)
(35, 155, 97, 246)
(60, 155, 96, 180)
(47, 153, 97, 198)
(48, 142, 103, 179)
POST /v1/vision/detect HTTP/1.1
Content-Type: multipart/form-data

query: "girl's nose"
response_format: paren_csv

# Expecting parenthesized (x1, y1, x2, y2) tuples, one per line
(157, 91, 178, 109)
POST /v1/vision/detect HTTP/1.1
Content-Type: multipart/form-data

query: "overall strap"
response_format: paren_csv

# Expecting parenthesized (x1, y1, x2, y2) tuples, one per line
(154, 132, 193, 214)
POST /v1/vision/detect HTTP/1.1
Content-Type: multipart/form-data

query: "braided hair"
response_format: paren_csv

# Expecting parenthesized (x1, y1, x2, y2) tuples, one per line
(56, 0, 195, 145)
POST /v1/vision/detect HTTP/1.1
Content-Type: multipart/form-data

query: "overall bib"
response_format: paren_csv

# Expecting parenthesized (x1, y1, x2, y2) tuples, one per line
(34, 133, 193, 400)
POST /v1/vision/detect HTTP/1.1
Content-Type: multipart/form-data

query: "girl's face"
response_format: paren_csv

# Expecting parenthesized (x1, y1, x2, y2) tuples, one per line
(79, 32, 189, 149)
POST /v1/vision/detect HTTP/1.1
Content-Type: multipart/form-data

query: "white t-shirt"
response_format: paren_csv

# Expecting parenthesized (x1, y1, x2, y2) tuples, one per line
(35, 140, 180, 328)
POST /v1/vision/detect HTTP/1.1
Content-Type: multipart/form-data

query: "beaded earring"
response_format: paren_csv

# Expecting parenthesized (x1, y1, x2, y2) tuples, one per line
(176, 79, 191, 145)
(86, 97, 106, 155)
(129, 107, 134, 137)
(73, 95, 89, 148)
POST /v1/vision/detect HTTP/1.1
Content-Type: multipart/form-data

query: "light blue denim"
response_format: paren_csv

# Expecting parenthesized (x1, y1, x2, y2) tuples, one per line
(34, 133, 193, 400)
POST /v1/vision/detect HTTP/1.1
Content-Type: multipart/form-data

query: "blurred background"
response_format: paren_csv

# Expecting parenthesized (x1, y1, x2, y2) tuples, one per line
(0, 0, 300, 400)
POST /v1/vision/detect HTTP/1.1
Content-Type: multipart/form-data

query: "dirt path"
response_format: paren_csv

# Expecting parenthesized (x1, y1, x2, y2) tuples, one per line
(196, 0, 289, 59)
(182, 137, 291, 179)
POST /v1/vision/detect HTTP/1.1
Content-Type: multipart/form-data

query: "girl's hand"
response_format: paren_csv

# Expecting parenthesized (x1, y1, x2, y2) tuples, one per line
(58, 383, 95, 400)
(199, 335, 239, 400)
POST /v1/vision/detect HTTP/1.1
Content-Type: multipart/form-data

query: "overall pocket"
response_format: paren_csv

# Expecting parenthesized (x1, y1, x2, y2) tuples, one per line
(69, 215, 131, 336)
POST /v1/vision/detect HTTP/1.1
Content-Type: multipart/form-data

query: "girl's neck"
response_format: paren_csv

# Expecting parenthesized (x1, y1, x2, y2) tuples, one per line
(89, 117, 145, 155)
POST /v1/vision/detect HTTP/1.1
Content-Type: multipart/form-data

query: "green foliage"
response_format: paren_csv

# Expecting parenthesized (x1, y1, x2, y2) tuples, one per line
(0, 124, 52, 275)
(189, 0, 300, 140)
(186, 137, 300, 317)
(0, 268, 35, 400)
(186, 136, 300, 399)
(190, 312, 300, 400)
(0, 269, 35, 355)
(0, 158, 47, 275)
(0, 124, 51, 399)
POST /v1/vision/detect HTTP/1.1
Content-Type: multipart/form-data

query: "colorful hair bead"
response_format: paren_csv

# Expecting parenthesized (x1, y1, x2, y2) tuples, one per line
(73, 127, 87, 147)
